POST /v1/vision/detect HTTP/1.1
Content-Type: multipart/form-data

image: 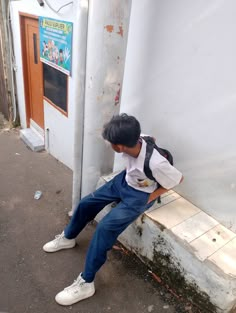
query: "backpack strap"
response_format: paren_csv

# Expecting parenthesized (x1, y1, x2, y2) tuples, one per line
(142, 136, 161, 203)
(142, 136, 159, 185)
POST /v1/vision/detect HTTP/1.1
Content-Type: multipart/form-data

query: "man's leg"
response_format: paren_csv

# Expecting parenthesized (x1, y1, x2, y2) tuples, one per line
(64, 176, 122, 239)
(43, 173, 122, 253)
(55, 200, 149, 306)
(82, 196, 151, 282)
(54, 182, 153, 306)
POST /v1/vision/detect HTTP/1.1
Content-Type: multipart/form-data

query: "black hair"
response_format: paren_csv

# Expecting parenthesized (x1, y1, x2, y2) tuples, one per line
(102, 113, 141, 147)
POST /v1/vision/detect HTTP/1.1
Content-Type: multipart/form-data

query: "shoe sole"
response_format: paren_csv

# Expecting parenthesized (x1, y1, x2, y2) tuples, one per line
(55, 289, 95, 306)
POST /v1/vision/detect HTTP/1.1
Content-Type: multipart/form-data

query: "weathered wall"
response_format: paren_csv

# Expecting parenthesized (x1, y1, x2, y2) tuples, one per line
(0, 36, 8, 119)
(115, 0, 236, 231)
(0, 0, 11, 120)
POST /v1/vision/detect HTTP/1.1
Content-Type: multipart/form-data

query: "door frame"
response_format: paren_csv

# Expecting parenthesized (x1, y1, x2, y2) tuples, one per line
(19, 12, 43, 128)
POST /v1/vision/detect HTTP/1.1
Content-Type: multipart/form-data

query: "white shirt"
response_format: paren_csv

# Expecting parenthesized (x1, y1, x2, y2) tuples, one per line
(122, 138, 182, 193)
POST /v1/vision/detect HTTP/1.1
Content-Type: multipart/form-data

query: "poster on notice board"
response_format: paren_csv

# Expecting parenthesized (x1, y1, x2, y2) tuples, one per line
(39, 16, 73, 76)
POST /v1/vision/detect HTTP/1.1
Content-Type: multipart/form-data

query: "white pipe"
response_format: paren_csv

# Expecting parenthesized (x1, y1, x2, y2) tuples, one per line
(69, 0, 89, 216)
(44, 0, 73, 14)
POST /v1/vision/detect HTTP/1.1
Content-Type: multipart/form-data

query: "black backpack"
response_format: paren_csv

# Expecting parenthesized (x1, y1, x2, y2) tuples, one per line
(142, 136, 174, 203)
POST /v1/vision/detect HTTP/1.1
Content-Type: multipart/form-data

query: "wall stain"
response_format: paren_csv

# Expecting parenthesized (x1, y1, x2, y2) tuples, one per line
(114, 88, 120, 105)
(117, 25, 124, 37)
(148, 240, 217, 313)
(104, 25, 124, 37)
(104, 25, 114, 33)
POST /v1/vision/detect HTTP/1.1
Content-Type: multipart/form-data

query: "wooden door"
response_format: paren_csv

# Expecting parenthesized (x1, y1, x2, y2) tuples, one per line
(23, 17, 44, 129)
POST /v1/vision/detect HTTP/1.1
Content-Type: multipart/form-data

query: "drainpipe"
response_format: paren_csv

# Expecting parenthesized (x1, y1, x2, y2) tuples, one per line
(69, 0, 89, 216)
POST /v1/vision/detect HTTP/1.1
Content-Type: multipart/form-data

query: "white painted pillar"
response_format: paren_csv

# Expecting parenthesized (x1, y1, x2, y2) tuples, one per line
(78, 0, 131, 199)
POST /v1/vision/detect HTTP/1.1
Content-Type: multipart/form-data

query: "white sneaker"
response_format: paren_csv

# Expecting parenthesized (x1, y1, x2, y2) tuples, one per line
(55, 273, 95, 306)
(43, 231, 76, 252)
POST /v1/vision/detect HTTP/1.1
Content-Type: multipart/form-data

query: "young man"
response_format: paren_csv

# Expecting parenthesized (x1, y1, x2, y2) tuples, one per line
(43, 113, 183, 306)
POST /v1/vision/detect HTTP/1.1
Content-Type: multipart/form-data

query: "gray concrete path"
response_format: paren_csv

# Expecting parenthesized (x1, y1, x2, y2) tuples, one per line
(0, 129, 196, 313)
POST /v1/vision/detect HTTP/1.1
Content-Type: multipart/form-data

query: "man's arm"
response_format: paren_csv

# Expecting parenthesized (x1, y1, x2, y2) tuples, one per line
(147, 175, 184, 204)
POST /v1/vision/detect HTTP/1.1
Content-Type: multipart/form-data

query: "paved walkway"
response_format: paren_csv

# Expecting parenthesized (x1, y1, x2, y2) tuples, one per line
(0, 129, 196, 313)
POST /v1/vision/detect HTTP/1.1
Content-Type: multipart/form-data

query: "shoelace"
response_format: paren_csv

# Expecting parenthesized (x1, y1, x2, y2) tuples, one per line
(64, 276, 85, 292)
(54, 233, 65, 246)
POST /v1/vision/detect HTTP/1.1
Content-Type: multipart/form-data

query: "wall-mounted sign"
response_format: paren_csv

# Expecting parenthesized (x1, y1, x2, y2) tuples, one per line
(39, 17, 73, 76)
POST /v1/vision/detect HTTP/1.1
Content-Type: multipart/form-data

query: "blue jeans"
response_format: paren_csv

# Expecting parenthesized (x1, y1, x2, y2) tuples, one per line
(64, 170, 154, 282)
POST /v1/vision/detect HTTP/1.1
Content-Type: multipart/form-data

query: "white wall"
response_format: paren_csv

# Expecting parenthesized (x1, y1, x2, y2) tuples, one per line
(116, 0, 236, 231)
(10, 0, 83, 169)
(43, 102, 74, 168)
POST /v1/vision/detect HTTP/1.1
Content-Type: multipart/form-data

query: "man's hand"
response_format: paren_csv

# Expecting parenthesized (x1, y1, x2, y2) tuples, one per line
(147, 175, 184, 204)
(147, 187, 168, 204)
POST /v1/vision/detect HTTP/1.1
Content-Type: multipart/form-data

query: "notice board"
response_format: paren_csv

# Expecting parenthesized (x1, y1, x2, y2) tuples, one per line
(39, 17, 73, 76)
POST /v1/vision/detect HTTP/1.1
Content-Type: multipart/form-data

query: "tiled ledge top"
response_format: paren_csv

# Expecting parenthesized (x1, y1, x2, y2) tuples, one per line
(146, 191, 236, 278)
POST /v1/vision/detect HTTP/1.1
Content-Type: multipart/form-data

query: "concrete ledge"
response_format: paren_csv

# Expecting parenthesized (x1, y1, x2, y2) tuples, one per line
(96, 173, 236, 313)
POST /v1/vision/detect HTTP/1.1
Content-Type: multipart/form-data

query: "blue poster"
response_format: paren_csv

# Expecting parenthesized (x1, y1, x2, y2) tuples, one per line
(39, 17, 73, 76)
